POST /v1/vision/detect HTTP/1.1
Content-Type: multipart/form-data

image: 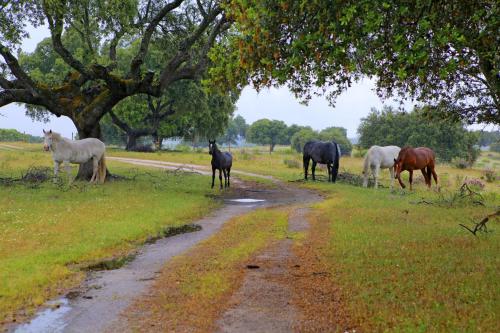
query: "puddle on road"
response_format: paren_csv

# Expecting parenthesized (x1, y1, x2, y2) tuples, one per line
(228, 198, 266, 203)
(14, 298, 71, 333)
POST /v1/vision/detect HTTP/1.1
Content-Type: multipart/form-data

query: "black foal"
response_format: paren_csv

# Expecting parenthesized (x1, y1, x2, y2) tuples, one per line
(208, 140, 232, 189)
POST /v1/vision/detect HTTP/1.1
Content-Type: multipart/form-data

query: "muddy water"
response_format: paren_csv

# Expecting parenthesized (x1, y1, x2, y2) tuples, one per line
(10, 175, 319, 333)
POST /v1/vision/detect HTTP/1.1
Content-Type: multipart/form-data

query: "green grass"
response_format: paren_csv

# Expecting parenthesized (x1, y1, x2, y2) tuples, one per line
(0, 148, 219, 322)
(305, 182, 499, 331)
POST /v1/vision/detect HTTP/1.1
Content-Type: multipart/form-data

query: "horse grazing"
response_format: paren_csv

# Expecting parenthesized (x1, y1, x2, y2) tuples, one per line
(394, 146, 438, 190)
(208, 140, 232, 189)
(303, 141, 341, 182)
(43, 130, 106, 184)
(363, 145, 401, 189)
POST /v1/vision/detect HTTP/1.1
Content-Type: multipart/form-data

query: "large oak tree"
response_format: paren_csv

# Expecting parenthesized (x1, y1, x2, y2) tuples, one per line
(212, 0, 499, 124)
(0, 0, 230, 178)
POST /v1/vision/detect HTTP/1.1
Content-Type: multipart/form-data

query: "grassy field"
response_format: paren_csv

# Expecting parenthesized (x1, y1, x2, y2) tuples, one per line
(0, 145, 219, 323)
(1, 141, 499, 330)
(301, 182, 499, 331)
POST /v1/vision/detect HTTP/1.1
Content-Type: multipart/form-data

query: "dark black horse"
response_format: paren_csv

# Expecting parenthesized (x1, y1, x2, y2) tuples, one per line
(208, 140, 232, 189)
(303, 141, 341, 182)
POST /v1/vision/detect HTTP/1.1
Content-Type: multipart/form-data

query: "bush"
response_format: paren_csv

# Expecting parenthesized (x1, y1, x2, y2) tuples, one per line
(463, 178, 485, 191)
(490, 142, 500, 153)
(482, 169, 497, 183)
(452, 157, 469, 169)
(175, 144, 192, 152)
(283, 159, 301, 168)
(352, 148, 368, 158)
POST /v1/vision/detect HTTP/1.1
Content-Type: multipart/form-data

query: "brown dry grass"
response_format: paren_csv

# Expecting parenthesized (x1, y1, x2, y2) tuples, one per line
(123, 208, 289, 332)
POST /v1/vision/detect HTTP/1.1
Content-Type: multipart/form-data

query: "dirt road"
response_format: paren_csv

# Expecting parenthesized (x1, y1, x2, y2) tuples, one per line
(12, 158, 325, 333)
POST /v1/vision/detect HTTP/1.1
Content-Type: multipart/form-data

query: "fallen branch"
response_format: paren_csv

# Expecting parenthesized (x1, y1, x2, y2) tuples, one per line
(459, 210, 499, 236)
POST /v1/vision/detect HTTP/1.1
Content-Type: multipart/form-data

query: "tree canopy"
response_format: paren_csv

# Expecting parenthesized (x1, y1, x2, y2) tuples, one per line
(1, 0, 230, 178)
(290, 126, 352, 155)
(246, 118, 288, 152)
(358, 106, 480, 163)
(212, 0, 499, 124)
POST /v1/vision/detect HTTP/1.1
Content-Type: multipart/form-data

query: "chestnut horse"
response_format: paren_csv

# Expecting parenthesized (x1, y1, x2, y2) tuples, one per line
(393, 147, 438, 190)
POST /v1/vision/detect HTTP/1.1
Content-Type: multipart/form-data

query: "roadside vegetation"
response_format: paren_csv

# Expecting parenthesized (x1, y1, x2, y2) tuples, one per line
(1, 142, 498, 330)
(301, 182, 499, 331)
(0, 146, 219, 323)
(125, 208, 289, 332)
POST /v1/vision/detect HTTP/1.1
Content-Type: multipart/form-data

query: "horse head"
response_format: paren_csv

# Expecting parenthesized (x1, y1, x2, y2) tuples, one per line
(393, 156, 405, 181)
(208, 140, 216, 155)
(43, 129, 53, 151)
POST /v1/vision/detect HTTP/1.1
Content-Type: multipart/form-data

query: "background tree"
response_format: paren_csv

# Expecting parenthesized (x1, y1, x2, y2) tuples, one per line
(232, 115, 248, 139)
(246, 118, 288, 153)
(0, 129, 43, 143)
(319, 127, 352, 156)
(475, 130, 500, 147)
(1, 0, 230, 178)
(358, 106, 481, 164)
(290, 126, 352, 155)
(290, 127, 316, 153)
(213, 0, 499, 124)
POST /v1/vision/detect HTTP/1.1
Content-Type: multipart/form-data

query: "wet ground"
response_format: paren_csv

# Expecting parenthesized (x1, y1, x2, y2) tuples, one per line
(9, 159, 322, 333)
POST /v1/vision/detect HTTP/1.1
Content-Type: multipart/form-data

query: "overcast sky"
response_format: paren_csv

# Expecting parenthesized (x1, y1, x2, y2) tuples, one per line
(0, 24, 494, 139)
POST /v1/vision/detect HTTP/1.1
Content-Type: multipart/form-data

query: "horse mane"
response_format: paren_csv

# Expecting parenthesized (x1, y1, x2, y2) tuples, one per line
(51, 132, 63, 141)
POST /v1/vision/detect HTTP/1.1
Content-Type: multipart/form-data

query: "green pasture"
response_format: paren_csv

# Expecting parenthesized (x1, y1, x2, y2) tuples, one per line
(304, 182, 499, 331)
(0, 146, 219, 322)
(0, 141, 498, 330)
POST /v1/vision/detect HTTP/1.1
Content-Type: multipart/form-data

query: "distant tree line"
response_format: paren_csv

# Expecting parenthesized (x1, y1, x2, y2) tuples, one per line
(242, 118, 352, 155)
(358, 106, 481, 164)
(0, 129, 43, 143)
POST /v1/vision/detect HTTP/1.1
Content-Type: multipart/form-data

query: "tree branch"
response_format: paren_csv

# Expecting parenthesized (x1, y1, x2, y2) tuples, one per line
(0, 43, 38, 91)
(45, 7, 91, 78)
(158, 6, 223, 90)
(130, 0, 185, 79)
(165, 14, 228, 85)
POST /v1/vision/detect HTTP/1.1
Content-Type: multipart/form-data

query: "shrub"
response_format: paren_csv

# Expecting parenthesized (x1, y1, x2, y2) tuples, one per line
(463, 178, 485, 191)
(352, 148, 368, 158)
(283, 159, 301, 168)
(452, 157, 469, 169)
(483, 169, 497, 183)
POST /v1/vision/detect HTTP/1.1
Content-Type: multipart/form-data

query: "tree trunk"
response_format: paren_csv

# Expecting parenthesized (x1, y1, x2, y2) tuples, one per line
(75, 122, 104, 180)
(270, 142, 275, 154)
(126, 133, 139, 151)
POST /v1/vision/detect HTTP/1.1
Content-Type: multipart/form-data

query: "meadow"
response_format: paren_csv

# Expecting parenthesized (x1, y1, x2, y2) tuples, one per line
(0, 144, 219, 323)
(1, 141, 498, 330)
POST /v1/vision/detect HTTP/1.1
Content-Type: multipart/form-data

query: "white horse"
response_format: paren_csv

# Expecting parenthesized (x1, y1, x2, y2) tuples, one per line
(362, 145, 401, 189)
(43, 130, 107, 183)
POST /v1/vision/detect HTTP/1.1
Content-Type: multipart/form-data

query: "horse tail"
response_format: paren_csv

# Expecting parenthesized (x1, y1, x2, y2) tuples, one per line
(335, 143, 341, 167)
(98, 154, 107, 184)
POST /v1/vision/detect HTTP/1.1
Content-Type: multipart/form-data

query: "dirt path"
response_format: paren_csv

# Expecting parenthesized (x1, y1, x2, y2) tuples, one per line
(0, 143, 25, 150)
(12, 158, 323, 333)
(216, 207, 311, 333)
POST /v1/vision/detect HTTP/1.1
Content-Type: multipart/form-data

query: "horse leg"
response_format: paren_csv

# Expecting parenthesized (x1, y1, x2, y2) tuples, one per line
(327, 163, 331, 182)
(312, 161, 317, 181)
(389, 167, 395, 189)
(211, 167, 216, 189)
(219, 169, 223, 189)
(64, 161, 73, 184)
(421, 168, 430, 188)
(409, 170, 414, 191)
(222, 169, 227, 188)
(53, 161, 61, 183)
(303, 156, 309, 180)
(430, 166, 438, 187)
(373, 165, 380, 189)
(90, 157, 99, 183)
(331, 165, 338, 183)
(227, 168, 231, 187)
